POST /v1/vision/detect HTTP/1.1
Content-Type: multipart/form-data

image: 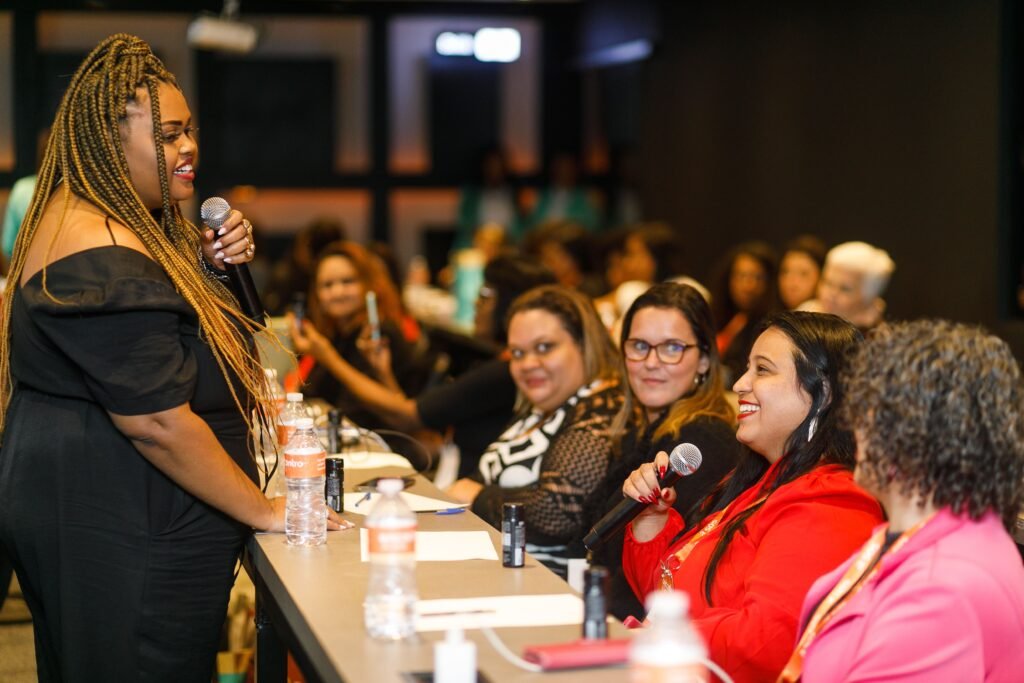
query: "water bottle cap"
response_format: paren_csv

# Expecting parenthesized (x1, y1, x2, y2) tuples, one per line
(294, 417, 314, 429)
(376, 477, 405, 495)
(445, 627, 465, 644)
(286, 392, 304, 402)
(645, 590, 689, 620)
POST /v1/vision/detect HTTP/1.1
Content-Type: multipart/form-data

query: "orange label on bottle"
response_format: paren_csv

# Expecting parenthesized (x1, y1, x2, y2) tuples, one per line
(284, 447, 326, 479)
(277, 423, 296, 447)
(367, 525, 416, 555)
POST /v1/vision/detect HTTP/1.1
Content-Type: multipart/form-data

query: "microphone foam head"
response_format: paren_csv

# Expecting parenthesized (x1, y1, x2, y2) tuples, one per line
(200, 196, 231, 228)
(669, 442, 702, 476)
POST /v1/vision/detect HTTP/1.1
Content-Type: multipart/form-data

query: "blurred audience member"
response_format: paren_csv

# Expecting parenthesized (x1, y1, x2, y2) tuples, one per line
(778, 235, 827, 310)
(594, 228, 630, 295)
(1, 127, 50, 263)
(522, 220, 603, 296)
(526, 152, 601, 232)
(621, 222, 682, 284)
(606, 147, 643, 229)
(594, 223, 680, 330)
(446, 286, 623, 576)
(581, 283, 740, 620)
(288, 241, 424, 428)
(454, 147, 522, 250)
(712, 241, 780, 383)
(261, 218, 345, 315)
(784, 320, 1024, 683)
(292, 254, 555, 478)
(804, 240, 894, 332)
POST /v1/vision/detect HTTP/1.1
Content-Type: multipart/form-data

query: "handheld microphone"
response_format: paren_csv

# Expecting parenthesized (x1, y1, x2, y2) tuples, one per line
(582, 442, 702, 551)
(200, 197, 265, 323)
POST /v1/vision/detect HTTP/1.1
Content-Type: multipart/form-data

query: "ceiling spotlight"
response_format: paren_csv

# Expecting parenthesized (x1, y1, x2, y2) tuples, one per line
(187, 0, 259, 54)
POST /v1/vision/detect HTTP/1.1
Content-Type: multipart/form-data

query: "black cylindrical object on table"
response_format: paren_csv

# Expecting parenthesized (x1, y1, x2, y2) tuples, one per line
(327, 409, 341, 454)
(326, 457, 344, 513)
(501, 503, 525, 568)
(582, 565, 610, 640)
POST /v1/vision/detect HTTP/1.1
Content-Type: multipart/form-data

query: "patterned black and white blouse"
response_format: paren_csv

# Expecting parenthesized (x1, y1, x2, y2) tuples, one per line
(470, 379, 623, 576)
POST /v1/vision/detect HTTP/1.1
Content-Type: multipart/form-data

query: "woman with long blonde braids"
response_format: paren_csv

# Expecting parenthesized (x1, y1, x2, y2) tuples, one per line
(0, 34, 349, 681)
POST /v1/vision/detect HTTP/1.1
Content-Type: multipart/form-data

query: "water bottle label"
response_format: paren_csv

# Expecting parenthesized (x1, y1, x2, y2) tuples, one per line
(278, 422, 299, 447)
(278, 423, 297, 447)
(285, 446, 326, 478)
(367, 525, 416, 554)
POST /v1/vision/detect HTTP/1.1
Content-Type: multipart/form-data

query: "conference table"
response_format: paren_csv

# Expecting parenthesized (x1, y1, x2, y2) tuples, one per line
(246, 459, 632, 683)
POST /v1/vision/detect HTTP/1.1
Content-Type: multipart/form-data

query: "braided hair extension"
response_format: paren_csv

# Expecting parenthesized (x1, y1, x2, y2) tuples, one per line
(0, 34, 276, 458)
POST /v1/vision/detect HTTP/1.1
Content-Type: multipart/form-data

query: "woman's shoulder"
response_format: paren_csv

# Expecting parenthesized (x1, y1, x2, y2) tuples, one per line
(570, 379, 624, 418)
(769, 464, 879, 511)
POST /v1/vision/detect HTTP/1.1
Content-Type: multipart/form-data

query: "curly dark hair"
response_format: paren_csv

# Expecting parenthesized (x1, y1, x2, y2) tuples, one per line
(841, 320, 1024, 528)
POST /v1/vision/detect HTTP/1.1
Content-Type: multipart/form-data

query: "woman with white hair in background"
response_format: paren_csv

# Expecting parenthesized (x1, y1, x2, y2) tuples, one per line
(800, 241, 894, 332)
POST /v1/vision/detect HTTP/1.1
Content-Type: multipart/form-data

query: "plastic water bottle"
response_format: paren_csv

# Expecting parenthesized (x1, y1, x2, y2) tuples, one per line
(284, 417, 327, 547)
(264, 367, 285, 416)
(278, 392, 307, 448)
(629, 590, 709, 683)
(364, 478, 418, 639)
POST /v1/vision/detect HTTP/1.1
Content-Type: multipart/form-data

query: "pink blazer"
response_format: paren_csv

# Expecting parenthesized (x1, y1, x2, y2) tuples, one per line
(799, 508, 1024, 682)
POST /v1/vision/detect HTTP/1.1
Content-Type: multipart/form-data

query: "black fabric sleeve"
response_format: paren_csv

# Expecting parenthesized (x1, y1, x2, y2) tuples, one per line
(380, 322, 419, 394)
(29, 269, 198, 416)
(416, 359, 514, 431)
(471, 423, 615, 545)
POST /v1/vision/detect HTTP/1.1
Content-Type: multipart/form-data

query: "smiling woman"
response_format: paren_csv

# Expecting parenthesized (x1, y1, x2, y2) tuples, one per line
(578, 282, 740, 620)
(288, 240, 425, 429)
(445, 285, 623, 576)
(0, 34, 352, 682)
(621, 312, 883, 683)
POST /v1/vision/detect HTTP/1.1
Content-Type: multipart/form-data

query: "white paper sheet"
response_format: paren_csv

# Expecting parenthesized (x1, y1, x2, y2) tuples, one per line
(359, 529, 498, 562)
(415, 594, 584, 632)
(345, 491, 468, 515)
(331, 452, 413, 469)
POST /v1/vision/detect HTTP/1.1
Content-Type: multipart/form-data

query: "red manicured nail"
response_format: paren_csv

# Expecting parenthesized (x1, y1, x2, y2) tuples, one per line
(653, 487, 661, 499)
(659, 466, 667, 478)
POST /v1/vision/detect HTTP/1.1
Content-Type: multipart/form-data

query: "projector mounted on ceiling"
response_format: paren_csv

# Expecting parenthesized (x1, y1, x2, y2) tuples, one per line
(187, 0, 259, 54)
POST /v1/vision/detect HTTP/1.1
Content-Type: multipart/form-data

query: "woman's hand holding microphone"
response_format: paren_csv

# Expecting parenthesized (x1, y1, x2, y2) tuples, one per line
(623, 450, 677, 542)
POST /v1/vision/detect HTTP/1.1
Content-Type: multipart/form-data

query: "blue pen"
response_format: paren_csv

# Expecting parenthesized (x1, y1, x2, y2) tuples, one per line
(353, 491, 373, 508)
(435, 507, 466, 515)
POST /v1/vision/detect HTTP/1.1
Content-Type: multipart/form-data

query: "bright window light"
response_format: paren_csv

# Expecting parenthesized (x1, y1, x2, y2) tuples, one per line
(436, 31, 475, 57)
(473, 28, 521, 63)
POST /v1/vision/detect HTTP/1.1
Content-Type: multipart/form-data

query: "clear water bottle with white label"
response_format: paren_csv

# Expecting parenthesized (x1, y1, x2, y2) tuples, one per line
(363, 478, 418, 639)
(284, 417, 327, 547)
(629, 590, 709, 683)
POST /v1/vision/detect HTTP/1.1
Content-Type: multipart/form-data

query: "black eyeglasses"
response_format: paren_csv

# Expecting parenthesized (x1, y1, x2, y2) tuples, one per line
(623, 338, 698, 365)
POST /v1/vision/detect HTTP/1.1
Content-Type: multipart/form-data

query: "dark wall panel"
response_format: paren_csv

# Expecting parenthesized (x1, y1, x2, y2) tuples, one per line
(198, 56, 334, 185)
(636, 0, 1024, 355)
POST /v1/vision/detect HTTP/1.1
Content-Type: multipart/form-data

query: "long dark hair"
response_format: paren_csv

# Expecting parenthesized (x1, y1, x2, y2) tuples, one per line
(699, 311, 862, 604)
(710, 240, 780, 329)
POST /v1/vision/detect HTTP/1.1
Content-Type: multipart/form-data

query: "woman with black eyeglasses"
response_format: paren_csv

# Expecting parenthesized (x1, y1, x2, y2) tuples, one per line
(577, 282, 740, 618)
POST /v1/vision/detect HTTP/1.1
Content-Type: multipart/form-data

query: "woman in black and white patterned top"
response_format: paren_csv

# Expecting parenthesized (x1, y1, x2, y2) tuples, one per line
(446, 286, 623, 576)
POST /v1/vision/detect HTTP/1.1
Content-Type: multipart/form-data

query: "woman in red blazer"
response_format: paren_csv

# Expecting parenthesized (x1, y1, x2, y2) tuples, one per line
(621, 312, 883, 683)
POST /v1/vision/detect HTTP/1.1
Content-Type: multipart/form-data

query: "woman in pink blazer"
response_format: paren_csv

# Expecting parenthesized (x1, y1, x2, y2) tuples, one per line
(780, 320, 1024, 683)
